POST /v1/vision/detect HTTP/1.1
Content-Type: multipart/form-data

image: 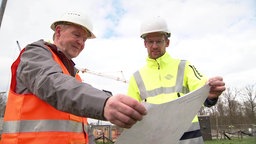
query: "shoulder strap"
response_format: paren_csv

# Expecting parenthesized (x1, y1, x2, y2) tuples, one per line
(133, 71, 148, 100)
(175, 60, 186, 93)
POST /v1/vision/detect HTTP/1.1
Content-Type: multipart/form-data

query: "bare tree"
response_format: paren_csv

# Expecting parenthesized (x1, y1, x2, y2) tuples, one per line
(204, 85, 256, 136)
(242, 84, 256, 124)
(221, 87, 241, 125)
(216, 97, 226, 125)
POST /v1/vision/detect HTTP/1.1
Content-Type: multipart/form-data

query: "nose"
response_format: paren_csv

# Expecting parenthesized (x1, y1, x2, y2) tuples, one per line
(77, 38, 85, 46)
(152, 41, 159, 47)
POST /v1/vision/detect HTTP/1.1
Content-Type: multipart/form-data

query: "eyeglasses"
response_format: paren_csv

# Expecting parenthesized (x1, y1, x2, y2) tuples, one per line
(145, 39, 165, 47)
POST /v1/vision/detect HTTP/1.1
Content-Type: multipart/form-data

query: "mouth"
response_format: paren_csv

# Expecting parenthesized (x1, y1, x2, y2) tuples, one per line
(152, 51, 160, 54)
(72, 45, 80, 50)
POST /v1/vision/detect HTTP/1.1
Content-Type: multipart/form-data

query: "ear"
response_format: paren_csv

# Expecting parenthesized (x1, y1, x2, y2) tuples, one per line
(54, 25, 62, 38)
(144, 40, 147, 48)
(165, 39, 170, 47)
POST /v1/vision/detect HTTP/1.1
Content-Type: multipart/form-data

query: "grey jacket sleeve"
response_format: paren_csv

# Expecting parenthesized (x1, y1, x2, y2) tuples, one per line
(16, 40, 110, 120)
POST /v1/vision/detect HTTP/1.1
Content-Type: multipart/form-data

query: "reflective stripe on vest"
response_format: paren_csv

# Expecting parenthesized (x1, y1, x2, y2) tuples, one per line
(179, 123, 204, 144)
(179, 136, 204, 144)
(134, 60, 188, 100)
(3, 120, 88, 133)
(180, 122, 202, 141)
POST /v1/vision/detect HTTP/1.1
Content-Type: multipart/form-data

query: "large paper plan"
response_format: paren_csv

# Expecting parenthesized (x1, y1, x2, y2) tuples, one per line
(115, 85, 210, 144)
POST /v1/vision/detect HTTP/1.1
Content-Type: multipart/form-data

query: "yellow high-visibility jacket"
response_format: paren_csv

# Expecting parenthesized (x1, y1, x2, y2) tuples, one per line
(128, 52, 209, 144)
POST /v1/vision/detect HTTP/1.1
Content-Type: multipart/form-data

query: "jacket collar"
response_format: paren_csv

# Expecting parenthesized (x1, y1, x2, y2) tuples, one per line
(45, 41, 77, 76)
(146, 52, 173, 69)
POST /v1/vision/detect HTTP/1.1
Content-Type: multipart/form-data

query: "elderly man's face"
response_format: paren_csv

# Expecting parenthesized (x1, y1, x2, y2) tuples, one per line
(54, 24, 88, 59)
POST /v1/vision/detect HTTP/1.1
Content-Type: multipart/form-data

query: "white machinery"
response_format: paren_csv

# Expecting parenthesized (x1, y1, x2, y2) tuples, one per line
(78, 68, 128, 84)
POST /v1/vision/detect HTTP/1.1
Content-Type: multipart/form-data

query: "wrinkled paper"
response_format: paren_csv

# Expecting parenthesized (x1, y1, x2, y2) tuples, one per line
(115, 85, 210, 144)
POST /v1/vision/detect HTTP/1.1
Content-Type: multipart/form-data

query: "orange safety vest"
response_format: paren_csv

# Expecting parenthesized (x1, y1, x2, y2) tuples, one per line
(2, 47, 89, 144)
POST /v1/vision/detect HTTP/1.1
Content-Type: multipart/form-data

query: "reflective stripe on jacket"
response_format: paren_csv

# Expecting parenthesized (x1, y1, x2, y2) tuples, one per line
(2, 47, 89, 144)
(127, 52, 207, 143)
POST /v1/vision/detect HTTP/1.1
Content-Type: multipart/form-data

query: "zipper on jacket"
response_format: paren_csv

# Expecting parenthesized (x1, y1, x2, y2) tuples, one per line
(155, 60, 161, 81)
(156, 60, 160, 70)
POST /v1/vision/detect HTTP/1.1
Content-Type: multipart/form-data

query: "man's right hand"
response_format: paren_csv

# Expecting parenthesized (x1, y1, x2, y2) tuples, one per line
(103, 94, 147, 128)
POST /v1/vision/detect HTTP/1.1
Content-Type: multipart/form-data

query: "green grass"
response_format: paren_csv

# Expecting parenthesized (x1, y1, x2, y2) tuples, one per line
(96, 142, 113, 144)
(205, 137, 256, 144)
(94, 137, 256, 144)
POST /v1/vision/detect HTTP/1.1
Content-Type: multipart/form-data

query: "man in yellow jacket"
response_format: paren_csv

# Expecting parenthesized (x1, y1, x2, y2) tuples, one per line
(127, 16, 226, 144)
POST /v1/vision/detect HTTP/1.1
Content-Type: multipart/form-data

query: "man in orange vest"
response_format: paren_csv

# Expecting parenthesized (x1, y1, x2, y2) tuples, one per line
(1, 11, 147, 144)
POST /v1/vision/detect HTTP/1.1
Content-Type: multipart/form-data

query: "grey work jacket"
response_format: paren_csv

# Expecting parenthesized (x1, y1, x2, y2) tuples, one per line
(16, 39, 110, 120)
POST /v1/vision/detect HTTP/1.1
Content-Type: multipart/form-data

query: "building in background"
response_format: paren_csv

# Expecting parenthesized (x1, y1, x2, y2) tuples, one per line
(199, 115, 212, 140)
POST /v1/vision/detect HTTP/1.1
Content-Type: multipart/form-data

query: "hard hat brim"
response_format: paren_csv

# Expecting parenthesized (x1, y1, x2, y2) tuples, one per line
(50, 21, 96, 39)
(141, 31, 171, 39)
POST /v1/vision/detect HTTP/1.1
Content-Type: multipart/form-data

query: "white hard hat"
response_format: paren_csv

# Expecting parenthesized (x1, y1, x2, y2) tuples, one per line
(51, 11, 96, 39)
(140, 16, 171, 38)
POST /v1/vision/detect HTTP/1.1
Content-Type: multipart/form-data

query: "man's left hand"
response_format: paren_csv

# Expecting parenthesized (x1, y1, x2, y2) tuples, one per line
(208, 76, 226, 99)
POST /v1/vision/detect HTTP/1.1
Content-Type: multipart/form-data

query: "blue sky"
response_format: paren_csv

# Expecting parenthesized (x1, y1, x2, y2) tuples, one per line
(103, 0, 125, 38)
(0, 0, 256, 96)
